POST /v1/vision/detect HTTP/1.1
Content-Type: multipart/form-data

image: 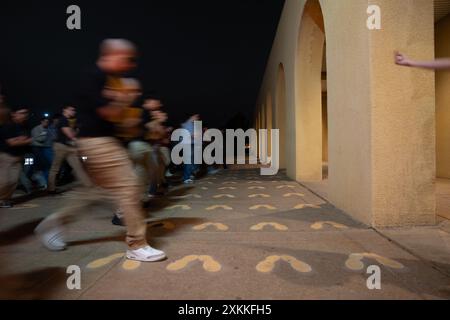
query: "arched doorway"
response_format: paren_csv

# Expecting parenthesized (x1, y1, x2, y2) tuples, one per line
(435, 2, 450, 221)
(261, 103, 266, 130)
(266, 93, 273, 157)
(276, 63, 287, 169)
(294, 0, 328, 182)
(321, 44, 328, 180)
(259, 103, 266, 163)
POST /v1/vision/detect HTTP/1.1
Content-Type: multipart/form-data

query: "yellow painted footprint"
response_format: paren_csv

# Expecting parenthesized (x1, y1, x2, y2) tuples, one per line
(213, 194, 236, 199)
(248, 194, 270, 198)
(122, 260, 142, 271)
(165, 205, 192, 211)
(206, 205, 233, 211)
(170, 194, 202, 200)
(87, 253, 125, 269)
(218, 187, 237, 190)
(167, 255, 222, 272)
(282, 255, 313, 273)
(87, 253, 142, 271)
(256, 256, 280, 273)
(250, 222, 288, 231)
(256, 255, 312, 273)
(276, 185, 296, 189)
(249, 204, 277, 210)
(293, 204, 320, 209)
(283, 193, 305, 198)
(345, 253, 404, 271)
(167, 255, 198, 270)
(193, 222, 229, 231)
(248, 186, 266, 190)
(311, 221, 348, 230)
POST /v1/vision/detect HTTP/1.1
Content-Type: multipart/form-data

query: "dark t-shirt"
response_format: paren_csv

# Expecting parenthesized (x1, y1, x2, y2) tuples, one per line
(117, 107, 150, 147)
(140, 109, 151, 139)
(0, 122, 30, 157)
(76, 67, 115, 138)
(55, 116, 71, 145)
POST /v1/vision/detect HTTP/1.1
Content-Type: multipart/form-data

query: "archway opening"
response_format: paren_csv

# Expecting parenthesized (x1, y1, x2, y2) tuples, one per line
(295, 0, 328, 184)
(435, 1, 450, 221)
(266, 93, 273, 157)
(276, 64, 287, 169)
(322, 44, 328, 180)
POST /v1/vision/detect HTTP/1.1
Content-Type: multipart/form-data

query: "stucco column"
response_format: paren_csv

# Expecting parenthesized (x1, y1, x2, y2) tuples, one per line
(369, 0, 436, 226)
(325, 0, 373, 226)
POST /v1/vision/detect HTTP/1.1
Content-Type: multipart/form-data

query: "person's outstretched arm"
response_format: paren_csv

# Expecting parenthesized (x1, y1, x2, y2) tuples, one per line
(395, 51, 450, 70)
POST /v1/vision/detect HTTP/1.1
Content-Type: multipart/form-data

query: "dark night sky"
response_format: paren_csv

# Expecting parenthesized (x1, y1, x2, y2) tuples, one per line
(0, 0, 285, 128)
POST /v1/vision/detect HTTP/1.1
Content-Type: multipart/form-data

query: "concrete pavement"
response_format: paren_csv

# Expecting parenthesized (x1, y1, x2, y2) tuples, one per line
(0, 169, 449, 299)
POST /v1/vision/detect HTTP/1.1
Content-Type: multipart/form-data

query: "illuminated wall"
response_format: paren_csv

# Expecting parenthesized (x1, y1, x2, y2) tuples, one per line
(255, 0, 436, 227)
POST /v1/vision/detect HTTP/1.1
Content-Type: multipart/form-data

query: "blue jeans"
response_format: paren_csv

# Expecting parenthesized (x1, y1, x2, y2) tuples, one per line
(33, 147, 53, 182)
(183, 163, 196, 181)
(183, 144, 197, 181)
(42, 147, 54, 180)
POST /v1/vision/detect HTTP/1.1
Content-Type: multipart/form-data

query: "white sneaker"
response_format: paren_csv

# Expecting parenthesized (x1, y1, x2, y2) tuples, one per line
(165, 170, 174, 178)
(184, 179, 194, 184)
(126, 246, 166, 262)
(0, 201, 13, 209)
(208, 169, 220, 175)
(35, 226, 67, 251)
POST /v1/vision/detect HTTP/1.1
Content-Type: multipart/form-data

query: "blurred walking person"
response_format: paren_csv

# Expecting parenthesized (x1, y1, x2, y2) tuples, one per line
(35, 39, 166, 262)
(47, 106, 92, 194)
(0, 107, 32, 208)
(181, 114, 200, 184)
(147, 110, 171, 195)
(112, 78, 150, 226)
(31, 117, 52, 188)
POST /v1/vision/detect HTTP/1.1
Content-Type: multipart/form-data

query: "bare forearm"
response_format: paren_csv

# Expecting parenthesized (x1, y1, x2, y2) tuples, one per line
(410, 58, 450, 70)
(62, 127, 77, 141)
(7, 136, 31, 147)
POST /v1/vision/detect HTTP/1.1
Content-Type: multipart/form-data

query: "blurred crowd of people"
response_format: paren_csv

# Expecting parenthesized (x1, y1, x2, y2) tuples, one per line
(0, 94, 180, 209)
(0, 39, 222, 262)
(0, 108, 90, 202)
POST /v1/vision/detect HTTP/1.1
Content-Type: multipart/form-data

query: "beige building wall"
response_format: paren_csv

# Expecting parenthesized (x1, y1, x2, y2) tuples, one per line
(436, 14, 450, 178)
(256, 0, 436, 227)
